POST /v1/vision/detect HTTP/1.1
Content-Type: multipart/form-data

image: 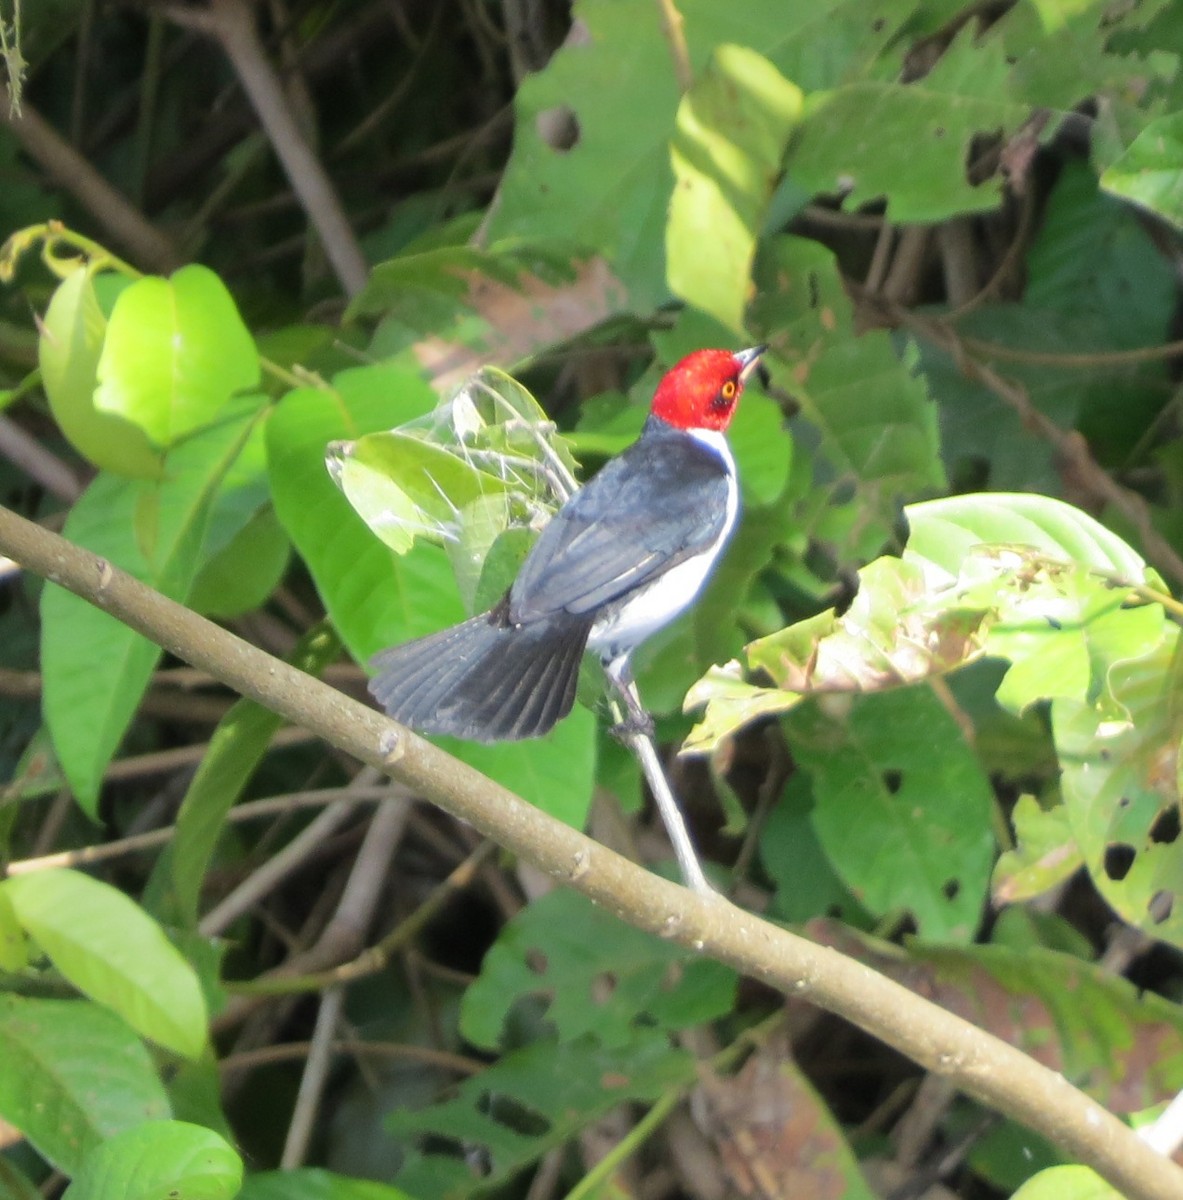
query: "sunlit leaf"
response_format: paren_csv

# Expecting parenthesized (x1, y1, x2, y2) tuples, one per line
(1101, 110, 1183, 230)
(94, 265, 259, 447)
(62, 1121, 242, 1200)
(3, 869, 208, 1059)
(38, 269, 161, 478)
(668, 45, 802, 331)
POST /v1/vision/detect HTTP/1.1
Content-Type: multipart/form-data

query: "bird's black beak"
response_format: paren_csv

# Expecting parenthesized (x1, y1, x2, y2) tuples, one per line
(734, 344, 768, 383)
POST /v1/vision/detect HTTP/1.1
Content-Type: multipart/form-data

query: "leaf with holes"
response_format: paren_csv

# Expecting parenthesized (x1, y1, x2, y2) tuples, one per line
(460, 889, 736, 1051)
(390, 1035, 694, 1200)
(788, 28, 1037, 221)
(992, 795, 1084, 906)
(1052, 630, 1183, 949)
(783, 684, 996, 941)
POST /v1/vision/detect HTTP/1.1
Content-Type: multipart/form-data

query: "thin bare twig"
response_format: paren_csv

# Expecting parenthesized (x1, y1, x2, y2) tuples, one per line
(0, 88, 179, 272)
(2, 503, 1182, 1200)
(165, 0, 367, 296)
(653, 0, 692, 92)
(281, 985, 343, 1167)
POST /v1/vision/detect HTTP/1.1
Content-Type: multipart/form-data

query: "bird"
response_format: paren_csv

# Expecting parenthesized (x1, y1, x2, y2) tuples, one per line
(369, 345, 766, 744)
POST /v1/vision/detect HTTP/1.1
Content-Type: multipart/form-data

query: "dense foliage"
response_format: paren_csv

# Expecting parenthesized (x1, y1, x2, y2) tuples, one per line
(3, 0, 1183, 1197)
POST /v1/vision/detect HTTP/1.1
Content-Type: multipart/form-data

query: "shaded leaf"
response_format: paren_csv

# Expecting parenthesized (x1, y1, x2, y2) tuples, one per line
(752, 237, 945, 560)
(41, 406, 265, 810)
(809, 920, 1183, 1113)
(0, 996, 170, 1175)
(698, 1032, 875, 1200)
(788, 29, 1036, 221)
(3, 869, 207, 1059)
(391, 1035, 694, 1200)
(163, 624, 342, 928)
(785, 685, 995, 940)
(62, 1121, 242, 1200)
(238, 1171, 414, 1200)
(351, 246, 628, 390)
(460, 889, 736, 1051)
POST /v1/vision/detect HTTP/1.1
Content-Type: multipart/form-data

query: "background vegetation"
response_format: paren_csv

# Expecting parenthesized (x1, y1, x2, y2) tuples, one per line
(2, 0, 1183, 1197)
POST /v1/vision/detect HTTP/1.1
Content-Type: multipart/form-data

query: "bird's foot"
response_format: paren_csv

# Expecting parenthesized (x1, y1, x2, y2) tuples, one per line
(610, 711, 656, 741)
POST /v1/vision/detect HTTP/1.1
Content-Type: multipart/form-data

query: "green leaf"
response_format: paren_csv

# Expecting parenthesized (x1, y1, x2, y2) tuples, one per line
(266, 367, 458, 665)
(788, 29, 1035, 221)
(460, 889, 736, 1051)
(238, 1170, 415, 1200)
(350, 244, 628, 389)
(437, 703, 597, 827)
(667, 45, 802, 331)
(164, 623, 342, 928)
(38, 269, 162, 478)
(187, 503, 290, 618)
(0, 995, 170, 1175)
(41, 407, 265, 811)
(391, 1035, 694, 1200)
(1052, 631, 1183, 948)
(0, 885, 27, 971)
(3, 869, 208, 1059)
(992, 794, 1083, 905)
(94, 265, 259, 447)
(62, 1121, 242, 1200)
(785, 686, 996, 940)
(1102, 110, 1183, 229)
(906, 490, 1148, 582)
(1011, 1166, 1122, 1200)
(753, 238, 945, 560)
(483, 0, 678, 305)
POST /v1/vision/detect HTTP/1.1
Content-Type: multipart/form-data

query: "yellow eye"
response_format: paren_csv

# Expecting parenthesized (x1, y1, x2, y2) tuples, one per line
(721, 380, 737, 400)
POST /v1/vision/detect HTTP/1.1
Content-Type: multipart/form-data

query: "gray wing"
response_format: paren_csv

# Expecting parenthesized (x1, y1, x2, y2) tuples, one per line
(509, 422, 732, 623)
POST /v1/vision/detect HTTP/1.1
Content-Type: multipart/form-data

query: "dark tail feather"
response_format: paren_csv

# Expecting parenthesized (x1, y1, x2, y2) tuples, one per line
(369, 612, 593, 742)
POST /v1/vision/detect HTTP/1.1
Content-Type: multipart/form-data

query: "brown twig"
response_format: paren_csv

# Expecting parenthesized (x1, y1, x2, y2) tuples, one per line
(0, 88, 180, 272)
(653, 0, 692, 93)
(897, 308, 1183, 587)
(2, 503, 1182, 1200)
(164, 0, 368, 296)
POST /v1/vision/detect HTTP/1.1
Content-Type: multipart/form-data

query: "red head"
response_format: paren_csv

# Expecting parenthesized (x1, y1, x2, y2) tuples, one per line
(650, 346, 766, 432)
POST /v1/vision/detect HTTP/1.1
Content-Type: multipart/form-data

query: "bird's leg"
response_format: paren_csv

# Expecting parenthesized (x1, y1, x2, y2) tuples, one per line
(604, 656, 656, 739)
(603, 655, 712, 896)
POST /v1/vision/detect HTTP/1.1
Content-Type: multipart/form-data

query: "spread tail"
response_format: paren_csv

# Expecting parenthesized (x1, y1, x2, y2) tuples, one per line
(369, 611, 593, 742)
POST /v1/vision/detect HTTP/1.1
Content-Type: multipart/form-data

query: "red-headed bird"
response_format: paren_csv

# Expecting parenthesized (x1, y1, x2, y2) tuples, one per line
(369, 346, 766, 742)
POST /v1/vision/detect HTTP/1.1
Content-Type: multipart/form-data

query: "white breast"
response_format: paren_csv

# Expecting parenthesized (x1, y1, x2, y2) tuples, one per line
(587, 429, 738, 662)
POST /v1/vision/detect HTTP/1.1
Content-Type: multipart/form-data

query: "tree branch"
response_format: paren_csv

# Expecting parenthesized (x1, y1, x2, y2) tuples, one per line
(0, 88, 180, 273)
(165, 0, 368, 297)
(1, 502, 1181, 1200)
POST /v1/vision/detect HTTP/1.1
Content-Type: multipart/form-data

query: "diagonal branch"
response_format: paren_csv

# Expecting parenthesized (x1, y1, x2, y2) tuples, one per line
(164, 0, 368, 297)
(1, 501, 1181, 1200)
